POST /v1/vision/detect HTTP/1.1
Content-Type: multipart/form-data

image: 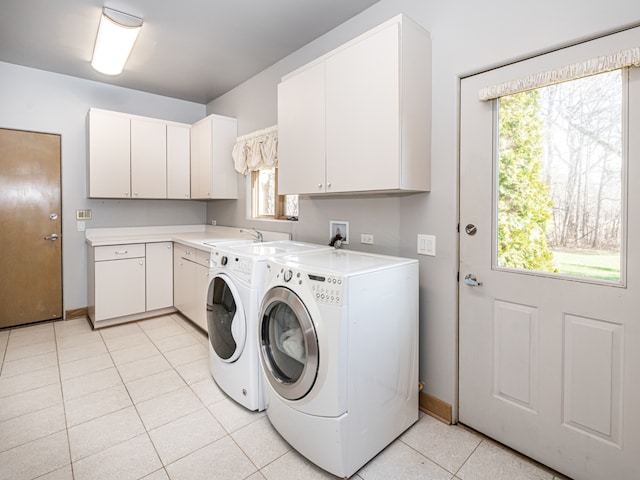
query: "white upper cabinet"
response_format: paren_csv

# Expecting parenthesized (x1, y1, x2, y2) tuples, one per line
(88, 109, 131, 198)
(190, 114, 238, 199)
(88, 108, 191, 199)
(167, 124, 191, 199)
(277, 14, 431, 195)
(278, 62, 326, 195)
(131, 117, 167, 198)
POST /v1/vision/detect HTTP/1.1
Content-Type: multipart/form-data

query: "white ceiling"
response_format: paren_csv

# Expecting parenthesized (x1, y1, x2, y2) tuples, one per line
(0, 0, 380, 104)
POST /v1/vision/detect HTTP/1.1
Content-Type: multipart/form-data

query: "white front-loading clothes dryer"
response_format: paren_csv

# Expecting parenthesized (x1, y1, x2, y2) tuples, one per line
(258, 249, 419, 478)
(206, 240, 332, 411)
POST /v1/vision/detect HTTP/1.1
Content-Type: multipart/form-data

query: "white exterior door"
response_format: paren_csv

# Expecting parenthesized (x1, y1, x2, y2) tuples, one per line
(459, 28, 640, 480)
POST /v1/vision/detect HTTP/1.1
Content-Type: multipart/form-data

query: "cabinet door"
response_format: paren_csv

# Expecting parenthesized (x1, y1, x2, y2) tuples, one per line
(167, 124, 191, 199)
(146, 242, 173, 311)
(89, 109, 131, 198)
(131, 118, 167, 198)
(94, 258, 146, 321)
(194, 263, 210, 332)
(173, 248, 196, 315)
(190, 118, 212, 199)
(210, 116, 238, 199)
(277, 62, 326, 195)
(325, 23, 401, 192)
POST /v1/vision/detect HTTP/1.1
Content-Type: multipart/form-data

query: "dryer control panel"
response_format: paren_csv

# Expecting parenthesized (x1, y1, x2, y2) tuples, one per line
(310, 275, 343, 306)
(278, 267, 344, 306)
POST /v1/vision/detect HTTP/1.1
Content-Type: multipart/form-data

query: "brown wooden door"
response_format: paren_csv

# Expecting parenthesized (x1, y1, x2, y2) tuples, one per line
(0, 128, 62, 328)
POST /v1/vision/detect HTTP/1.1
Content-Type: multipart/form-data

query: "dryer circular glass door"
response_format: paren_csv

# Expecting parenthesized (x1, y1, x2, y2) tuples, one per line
(259, 286, 319, 400)
(207, 274, 246, 362)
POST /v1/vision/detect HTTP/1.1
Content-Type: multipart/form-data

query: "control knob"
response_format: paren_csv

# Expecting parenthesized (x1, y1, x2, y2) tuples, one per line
(221, 256, 228, 266)
(283, 269, 293, 282)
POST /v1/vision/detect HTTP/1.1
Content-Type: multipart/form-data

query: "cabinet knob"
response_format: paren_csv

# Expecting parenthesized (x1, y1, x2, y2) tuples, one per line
(139, 261, 143, 265)
(327, 182, 332, 188)
(318, 184, 323, 189)
(167, 245, 171, 249)
(134, 192, 138, 196)
(125, 192, 129, 196)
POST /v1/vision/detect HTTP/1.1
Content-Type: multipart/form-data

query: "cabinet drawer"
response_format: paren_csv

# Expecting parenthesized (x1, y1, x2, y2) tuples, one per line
(95, 244, 145, 261)
(195, 249, 211, 268)
(176, 244, 196, 260)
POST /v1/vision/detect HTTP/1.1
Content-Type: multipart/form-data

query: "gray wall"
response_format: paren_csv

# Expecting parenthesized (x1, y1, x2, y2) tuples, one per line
(2, 0, 638, 418)
(0, 61, 207, 314)
(206, 0, 640, 415)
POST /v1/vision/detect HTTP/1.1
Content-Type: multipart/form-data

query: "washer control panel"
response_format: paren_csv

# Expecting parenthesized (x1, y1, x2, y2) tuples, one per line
(211, 251, 253, 282)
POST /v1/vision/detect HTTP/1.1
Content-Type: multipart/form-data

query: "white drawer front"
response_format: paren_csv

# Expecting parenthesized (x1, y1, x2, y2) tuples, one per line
(95, 243, 145, 261)
(176, 244, 196, 260)
(195, 248, 211, 268)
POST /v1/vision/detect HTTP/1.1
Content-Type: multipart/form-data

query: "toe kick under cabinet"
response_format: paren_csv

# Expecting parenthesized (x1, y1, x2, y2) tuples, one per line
(88, 242, 175, 328)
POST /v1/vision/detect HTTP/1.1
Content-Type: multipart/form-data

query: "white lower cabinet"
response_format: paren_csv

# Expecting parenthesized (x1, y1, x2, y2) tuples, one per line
(88, 242, 175, 328)
(95, 259, 145, 320)
(91, 244, 146, 324)
(173, 246, 196, 318)
(146, 242, 173, 311)
(173, 243, 210, 331)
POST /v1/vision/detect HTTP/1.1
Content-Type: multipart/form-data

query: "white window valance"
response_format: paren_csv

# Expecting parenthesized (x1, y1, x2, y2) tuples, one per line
(232, 125, 278, 175)
(478, 47, 640, 101)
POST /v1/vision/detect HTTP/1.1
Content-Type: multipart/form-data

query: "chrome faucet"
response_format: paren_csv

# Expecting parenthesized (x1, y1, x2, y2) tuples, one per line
(240, 227, 263, 242)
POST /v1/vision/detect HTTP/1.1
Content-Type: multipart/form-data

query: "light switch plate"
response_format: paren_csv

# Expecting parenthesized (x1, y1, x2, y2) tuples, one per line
(76, 209, 92, 220)
(417, 234, 436, 256)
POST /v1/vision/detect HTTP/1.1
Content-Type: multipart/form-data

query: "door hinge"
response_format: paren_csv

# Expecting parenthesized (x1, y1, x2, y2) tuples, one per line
(457, 271, 460, 282)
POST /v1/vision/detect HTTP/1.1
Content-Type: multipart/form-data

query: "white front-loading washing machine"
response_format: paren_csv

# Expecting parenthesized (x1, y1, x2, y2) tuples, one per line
(258, 249, 419, 478)
(206, 240, 332, 411)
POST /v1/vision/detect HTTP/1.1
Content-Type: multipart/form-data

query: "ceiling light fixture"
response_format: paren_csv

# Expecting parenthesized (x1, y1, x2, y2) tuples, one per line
(91, 7, 143, 76)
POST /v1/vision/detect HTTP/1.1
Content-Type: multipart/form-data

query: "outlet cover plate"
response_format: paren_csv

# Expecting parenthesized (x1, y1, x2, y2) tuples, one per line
(360, 233, 374, 244)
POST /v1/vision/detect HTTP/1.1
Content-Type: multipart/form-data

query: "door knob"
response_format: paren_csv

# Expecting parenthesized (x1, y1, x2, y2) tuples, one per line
(44, 233, 59, 241)
(464, 273, 482, 286)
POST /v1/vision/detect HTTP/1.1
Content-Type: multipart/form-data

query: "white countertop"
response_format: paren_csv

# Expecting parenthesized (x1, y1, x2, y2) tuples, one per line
(85, 225, 290, 250)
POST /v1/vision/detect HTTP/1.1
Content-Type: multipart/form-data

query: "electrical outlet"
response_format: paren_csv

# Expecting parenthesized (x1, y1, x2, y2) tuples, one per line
(417, 234, 436, 256)
(360, 233, 374, 245)
(77, 221, 86, 232)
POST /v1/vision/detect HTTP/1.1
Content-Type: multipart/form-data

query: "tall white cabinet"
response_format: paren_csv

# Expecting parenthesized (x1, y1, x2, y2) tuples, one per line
(131, 117, 167, 198)
(167, 124, 191, 199)
(277, 14, 431, 195)
(190, 114, 238, 200)
(88, 109, 131, 198)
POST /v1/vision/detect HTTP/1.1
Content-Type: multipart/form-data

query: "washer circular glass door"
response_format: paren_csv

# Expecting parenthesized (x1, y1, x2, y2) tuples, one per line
(259, 286, 319, 400)
(207, 274, 246, 362)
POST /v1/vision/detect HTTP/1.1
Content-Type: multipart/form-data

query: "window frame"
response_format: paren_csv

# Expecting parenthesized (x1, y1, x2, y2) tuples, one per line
(250, 168, 298, 221)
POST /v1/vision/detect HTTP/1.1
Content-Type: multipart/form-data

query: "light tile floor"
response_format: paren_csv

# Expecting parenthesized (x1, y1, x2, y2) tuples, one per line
(0, 315, 571, 480)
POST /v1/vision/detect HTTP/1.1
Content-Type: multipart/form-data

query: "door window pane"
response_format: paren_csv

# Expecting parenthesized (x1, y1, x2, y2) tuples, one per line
(496, 70, 623, 282)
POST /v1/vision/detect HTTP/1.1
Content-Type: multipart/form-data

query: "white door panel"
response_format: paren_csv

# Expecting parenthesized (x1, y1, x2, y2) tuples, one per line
(459, 27, 640, 480)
